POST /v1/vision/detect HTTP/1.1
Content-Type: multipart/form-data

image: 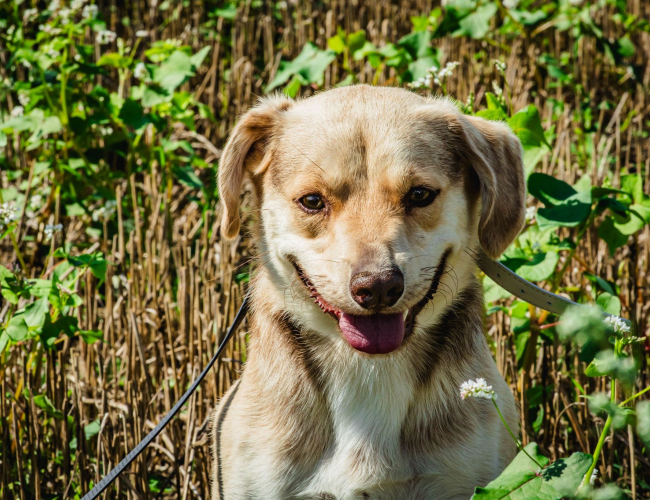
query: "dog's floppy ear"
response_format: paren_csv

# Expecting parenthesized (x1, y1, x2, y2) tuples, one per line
(456, 114, 526, 259)
(218, 95, 293, 239)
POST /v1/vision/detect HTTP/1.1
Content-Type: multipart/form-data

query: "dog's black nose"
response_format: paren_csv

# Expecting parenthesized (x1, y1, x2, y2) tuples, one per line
(350, 268, 404, 309)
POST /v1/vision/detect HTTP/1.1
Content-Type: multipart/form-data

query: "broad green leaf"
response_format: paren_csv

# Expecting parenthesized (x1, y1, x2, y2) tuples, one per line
(27, 279, 53, 298)
(6, 316, 29, 342)
(502, 252, 559, 282)
(620, 173, 644, 204)
(18, 297, 49, 331)
(587, 393, 635, 430)
(536, 190, 592, 229)
(454, 3, 497, 39)
(119, 99, 148, 130)
(472, 448, 591, 500)
(97, 52, 130, 69)
(327, 33, 346, 54)
(596, 292, 621, 316)
(585, 351, 636, 387)
(508, 106, 551, 149)
(471, 443, 549, 499)
(33, 395, 64, 420)
(527, 173, 576, 207)
(407, 55, 440, 81)
(483, 276, 512, 302)
(0, 331, 9, 355)
(0, 265, 19, 304)
(523, 146, 549, 178)
(397, 30, 433, 59)
(173, 165, 204, 190)
(266, 43, 336, 92)
(153, 51, 195, 91)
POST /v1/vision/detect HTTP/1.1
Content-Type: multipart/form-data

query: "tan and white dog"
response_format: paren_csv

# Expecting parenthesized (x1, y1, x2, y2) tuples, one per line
(212, 85, 524, 500)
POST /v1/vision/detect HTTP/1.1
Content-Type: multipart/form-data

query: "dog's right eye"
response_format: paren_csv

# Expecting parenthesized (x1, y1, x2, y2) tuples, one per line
(299, 194, 325, 212)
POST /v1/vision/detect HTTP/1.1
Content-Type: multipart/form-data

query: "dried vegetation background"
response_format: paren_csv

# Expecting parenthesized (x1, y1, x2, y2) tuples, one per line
(1, 0, 650, 498)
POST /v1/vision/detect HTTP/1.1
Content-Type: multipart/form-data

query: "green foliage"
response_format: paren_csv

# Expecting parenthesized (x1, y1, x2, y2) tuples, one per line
(472, 443, 591, 499)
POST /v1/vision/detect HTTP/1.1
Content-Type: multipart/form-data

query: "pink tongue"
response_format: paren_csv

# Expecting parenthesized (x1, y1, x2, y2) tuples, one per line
(338, 313, 405, 354)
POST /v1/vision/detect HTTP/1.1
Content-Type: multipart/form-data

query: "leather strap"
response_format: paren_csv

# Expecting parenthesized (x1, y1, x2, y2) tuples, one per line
(476, 250, 633, 328)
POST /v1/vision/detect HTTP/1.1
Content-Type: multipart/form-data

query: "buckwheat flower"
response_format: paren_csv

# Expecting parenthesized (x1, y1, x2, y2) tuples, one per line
(134, 62, 148, 80)
(83, 4, 98, 19)
(494, 59, 506, 74)
(136, 30, 149, 37)
(99, 125, 113, 136)
(92, 200, 117, 221)
(30, 194, 43, 209)
(96, 30, 117, 45)
(438, 61, 460, 79)
(18, 93, 30, 106)
(590, 468, 598, 485)
(48, 49, 60, 59)
(48, 0, 60, 12)
(23, 8, 38, 22)
(0, 203, 17, 228)
(427, 65, 439, 75)
(22, 60, 32, 69)
(11, 106, 24, 117)
(525, 206, 536, 221)
(71, 0, 86, 10)
(604, 315, 630, 335)
(59, 7, 71, 24)
(569, 0, 583, 5)
(460, 378, 496, 400)
(44, 223, 63, 240)
(492, 81, 503, 96)
(502, 0, 520, 8)
(57, 283, 74, 296)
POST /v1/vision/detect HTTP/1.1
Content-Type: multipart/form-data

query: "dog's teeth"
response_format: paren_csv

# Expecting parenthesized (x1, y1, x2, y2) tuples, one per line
(403, 310, 409, 320)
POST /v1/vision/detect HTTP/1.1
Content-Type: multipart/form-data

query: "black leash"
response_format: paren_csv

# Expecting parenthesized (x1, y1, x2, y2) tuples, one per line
(81, 294, 250, 500)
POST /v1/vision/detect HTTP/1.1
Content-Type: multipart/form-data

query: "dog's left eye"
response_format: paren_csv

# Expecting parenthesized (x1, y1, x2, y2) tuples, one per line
(406, 187, 437, 208)
(299, 194, 325, 211)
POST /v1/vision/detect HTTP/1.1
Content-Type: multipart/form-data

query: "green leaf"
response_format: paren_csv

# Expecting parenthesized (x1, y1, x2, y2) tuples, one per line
(119, 98, 148, 130)
(502, 252, 559, 282)
(173, 165, 204, 190)
(483, 276, 512, 302)
(620, 173, 644, 204)
(97, 52, 130, 69)
(472, 447, 591, 500)
(84, 420, 101, 441)
(33, 394, 64, 420)
(5, 316, 29, 342)
(189, 46, 211, 68)
(596, 292, 621, 316)
(0, 265, 19, 304)
(79, 329, 104, 344)
(536, 191, 592, 229)
(637, 401, 650, 448)
(153, 51, 195, 91)
(327, 33, 346, 54)
(587, 393, 635, 430)
(0, 331, 9, 355)
(266, 43, 336, 92)
(19, 297, 49, 331)
(454, 3, 497, 39)
(597, 216, 629, 255)
(397, 31, 433, 59)
(584, 352, 637, 387)
(527, 173, 576, 207)
(508, 106, 551, 149)
(27, 279, 53, 298)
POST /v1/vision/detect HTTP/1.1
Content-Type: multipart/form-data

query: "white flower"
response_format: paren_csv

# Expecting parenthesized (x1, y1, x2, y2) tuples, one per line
(48, 0, 60, 12)
(98, 125, 113, 136)
(135, 30, 149, 37)
(71, 0, 86, 10)
(604, 315, 630, 335)
(438, 61, 460, 79)
(23, 8, 38, 22)
(22, 60, 32, 69)
(525, 206, 536, 221)
(492, 81, 503, 96)
(96, 30, 117, 45)
(494, 59, 507, 73)
(29, 195, 43, 209)
(48, 49, 60, 59)
(569, 0, 583, 5)
(92, 200, 117, 221)
(11, 106, 24, 117)
(57, 283, 74, 296)
(44, 223, 63, 240)
(503, 0, 520, 8)
(58, 7, 71, 24)
(134, 62, 148, 80)
(0, 203, 17, 227)
(18, 93, 30, 106)
(460, 378, 496, 400)
(590, 468, 598, 485)
(83, 4, 98, 19)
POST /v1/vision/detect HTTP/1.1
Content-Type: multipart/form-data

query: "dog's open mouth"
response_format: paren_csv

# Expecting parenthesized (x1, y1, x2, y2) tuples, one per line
(289, 250, 449, 355)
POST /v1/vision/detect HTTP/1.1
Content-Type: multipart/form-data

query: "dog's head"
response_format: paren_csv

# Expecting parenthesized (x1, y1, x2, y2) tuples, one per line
(219, 85, 525, 355)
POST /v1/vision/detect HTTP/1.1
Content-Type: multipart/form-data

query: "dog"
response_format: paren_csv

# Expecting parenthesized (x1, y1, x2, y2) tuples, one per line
(212, 85, 524, 499)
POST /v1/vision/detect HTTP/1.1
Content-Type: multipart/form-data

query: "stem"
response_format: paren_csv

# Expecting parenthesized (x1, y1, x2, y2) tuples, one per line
(492, 398, 543, 468)
(619, 385, 650, 407)
(580, 413, 612, 489)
